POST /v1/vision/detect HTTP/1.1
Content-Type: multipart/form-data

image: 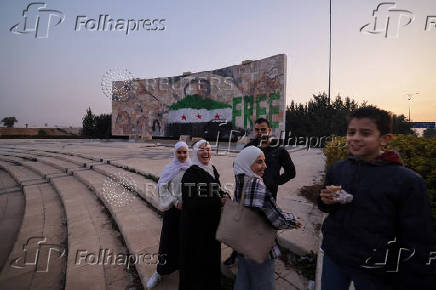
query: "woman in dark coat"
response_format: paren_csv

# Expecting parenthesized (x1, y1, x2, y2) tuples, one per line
(146, 141, 191, 288)
(179, 139, 227, 290)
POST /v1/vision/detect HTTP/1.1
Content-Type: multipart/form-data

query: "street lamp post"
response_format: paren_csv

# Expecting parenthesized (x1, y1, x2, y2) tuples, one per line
(328, 0, 332, 104)
(406, 92, 419, 122)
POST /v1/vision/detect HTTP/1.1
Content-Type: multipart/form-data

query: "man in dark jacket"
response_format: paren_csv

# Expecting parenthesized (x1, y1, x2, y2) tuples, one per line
(244, 117, 296, 199)
(318, 107, 434, 290)
(224, 117, 296, 265)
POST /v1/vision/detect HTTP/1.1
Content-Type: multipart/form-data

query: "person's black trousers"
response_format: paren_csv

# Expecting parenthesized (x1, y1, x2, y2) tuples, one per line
(157, 206, 180, 275)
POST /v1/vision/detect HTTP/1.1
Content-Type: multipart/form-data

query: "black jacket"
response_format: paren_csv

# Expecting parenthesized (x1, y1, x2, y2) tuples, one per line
(245, 139, 295, 199)
(318, 151, 434, 289)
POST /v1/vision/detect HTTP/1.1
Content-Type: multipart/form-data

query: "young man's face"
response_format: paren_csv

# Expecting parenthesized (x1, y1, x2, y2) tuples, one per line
(254, 122, 271, 141)
(346, 117, 392, 161)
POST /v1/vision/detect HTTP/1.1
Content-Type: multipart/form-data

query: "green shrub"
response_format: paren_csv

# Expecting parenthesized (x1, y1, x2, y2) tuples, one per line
(37, 129, 47, 136)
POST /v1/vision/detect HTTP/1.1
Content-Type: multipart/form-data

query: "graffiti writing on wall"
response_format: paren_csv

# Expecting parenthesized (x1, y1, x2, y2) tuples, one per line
(112, 54, 286, 138)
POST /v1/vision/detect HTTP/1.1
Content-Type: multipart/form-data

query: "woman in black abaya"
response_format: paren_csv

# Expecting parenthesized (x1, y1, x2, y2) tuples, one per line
(179, 139, 227, 290)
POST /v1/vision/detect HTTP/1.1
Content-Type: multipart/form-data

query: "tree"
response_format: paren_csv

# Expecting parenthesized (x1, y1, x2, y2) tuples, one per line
(94, 113, 112, 139)
(392, 114, 414, 135)
(81, 107, 112, 139)
(1, 117, 18, 128)
(285, 93, 414, 144)
(82, 107, 95, 137)
(423, 128, 436, 139)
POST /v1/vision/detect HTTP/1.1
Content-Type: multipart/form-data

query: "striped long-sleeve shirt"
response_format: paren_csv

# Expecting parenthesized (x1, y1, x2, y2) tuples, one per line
(234, 174, 298, 259)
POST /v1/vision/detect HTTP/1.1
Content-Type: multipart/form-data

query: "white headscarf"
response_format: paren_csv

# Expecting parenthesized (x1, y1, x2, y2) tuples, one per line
(233, 145, 263, 179)
(158, 141, 192, 186)
(191, 139, 215, 177)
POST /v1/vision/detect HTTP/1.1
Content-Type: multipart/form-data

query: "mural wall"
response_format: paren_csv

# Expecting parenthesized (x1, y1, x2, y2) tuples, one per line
(112, 54, 286, 138)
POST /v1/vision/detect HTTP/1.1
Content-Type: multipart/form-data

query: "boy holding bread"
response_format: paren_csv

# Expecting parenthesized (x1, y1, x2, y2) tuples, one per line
(318, 107, 434, 290)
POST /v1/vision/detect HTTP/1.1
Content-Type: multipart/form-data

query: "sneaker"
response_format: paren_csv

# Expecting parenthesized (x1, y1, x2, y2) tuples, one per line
(146, 271, 161, 288)
(223, 251, 238, 266)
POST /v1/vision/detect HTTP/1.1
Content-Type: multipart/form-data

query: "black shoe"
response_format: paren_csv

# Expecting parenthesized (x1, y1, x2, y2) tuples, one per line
(223, 251, 238, 266)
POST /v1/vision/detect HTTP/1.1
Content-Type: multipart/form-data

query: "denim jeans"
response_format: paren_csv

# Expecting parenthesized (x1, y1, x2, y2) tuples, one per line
(321, 253, 392, 290)
(234, 255, 275, 290)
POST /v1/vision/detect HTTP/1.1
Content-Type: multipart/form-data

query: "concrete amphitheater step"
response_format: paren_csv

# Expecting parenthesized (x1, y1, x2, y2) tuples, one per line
(15, 150, 92, 168)
(0, 153, 68, 180)
(73, 169, 178, 290)
(0, 161, 46, 187)
(34, 156, 82, 173)
(39, 151, 103, 169)
(50, 176, 138, 290)
(0, 151, 36, 161)
(2, 148, 110, 167)
(0, 182, 66, 290)
(2, 149, 105, 169)
(0, 154, 25, 164)
(33, 150, 106, 168)
(46, 153, 94, 167)
(92, 164, 160, 210)
(73, 152, 102, 162)
(19, 160, 65, 178)
(0, 169, 24, 272)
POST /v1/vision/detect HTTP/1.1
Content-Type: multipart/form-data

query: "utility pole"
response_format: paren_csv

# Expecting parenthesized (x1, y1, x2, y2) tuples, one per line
(328, 0, 332, 104)
(406, 92, 419, 122)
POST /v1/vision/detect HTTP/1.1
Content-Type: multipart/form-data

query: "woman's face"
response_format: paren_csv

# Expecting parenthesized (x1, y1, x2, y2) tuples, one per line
(197, 143, 211, 165)
(175, 146, 188, 163)
(250, 152, 267, 177)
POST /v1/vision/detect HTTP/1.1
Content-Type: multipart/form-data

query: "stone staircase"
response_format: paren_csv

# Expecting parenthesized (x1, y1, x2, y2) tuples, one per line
(0, 153, 144, 289)
(0, 145, 309, 290)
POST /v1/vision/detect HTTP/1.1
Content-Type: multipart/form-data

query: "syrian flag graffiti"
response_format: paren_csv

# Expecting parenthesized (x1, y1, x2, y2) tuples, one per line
(167, 94, 232, 137)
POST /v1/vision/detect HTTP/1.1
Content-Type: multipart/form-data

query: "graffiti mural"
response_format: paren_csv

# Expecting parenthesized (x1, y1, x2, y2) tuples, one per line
(112, 54, 286, 138)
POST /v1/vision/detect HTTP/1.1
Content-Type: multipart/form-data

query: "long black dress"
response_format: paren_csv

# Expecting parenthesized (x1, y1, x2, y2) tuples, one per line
(156, 206, 180, 275)
(179, 165, 223, 290)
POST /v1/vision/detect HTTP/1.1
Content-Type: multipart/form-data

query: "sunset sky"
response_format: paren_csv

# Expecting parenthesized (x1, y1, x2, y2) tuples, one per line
(0, 0, 434, 127)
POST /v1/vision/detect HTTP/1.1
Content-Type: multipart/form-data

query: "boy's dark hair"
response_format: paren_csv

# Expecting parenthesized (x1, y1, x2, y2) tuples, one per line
(347, 106, 393, 135)
(255, 117, 270, 128)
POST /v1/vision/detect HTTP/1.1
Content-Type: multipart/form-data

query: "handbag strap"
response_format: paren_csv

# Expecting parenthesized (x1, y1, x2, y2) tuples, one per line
(238, 176, 255, 206)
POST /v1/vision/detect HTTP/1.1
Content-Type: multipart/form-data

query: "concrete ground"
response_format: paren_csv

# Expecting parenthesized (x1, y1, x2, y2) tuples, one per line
(0, 139, 327, 290)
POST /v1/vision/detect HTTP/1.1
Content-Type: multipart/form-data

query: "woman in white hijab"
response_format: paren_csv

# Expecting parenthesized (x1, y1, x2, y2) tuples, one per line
(179, 139, 228, 290)
(146, 141, 191, 288)
(190, 139, 215, 177)
(232, 146, 300, 290)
